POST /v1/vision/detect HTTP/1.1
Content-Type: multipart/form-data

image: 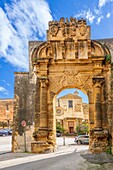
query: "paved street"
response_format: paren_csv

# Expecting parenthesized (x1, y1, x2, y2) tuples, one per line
(0, 151, 88, 170)
(0, 136, 89, 170)
(0, 136, 12, 152)
(0, 136, 113, 170)
(0, 136, 86, 153)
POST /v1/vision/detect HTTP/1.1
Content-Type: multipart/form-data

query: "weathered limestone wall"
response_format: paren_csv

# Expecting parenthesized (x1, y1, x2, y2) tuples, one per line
(98, 39, 113, 61)
(29, 41, 44, 74)
(12, 73, 35, 152)
(99, 39, 113, 153)
(111, 64, 113, 153)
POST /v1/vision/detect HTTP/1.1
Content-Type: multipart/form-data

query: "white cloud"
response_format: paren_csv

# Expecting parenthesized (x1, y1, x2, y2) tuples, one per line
(0, 86, 7, 92)
(1, 80, 11, 86)
(75, 9, 95, 24)
(0, 0, 53, 70)
(96, 15, 103, 24)
(86, 10, 95, 24)
(2, 80, 6, 83)
(4, 92, 9, 95)
(106, 13, 111, 18)
(7, 83, 11, 86)
(98, 0, 113, 8)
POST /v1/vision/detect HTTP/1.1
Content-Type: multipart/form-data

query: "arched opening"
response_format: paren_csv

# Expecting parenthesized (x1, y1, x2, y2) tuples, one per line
(53, 88, 89, 147)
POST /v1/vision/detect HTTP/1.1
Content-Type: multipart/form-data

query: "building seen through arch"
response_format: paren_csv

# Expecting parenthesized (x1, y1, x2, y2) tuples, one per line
(55, 90, 89, 134)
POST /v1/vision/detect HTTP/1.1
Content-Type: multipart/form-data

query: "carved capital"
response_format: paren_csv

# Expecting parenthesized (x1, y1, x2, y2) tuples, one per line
(93, 76, 105, 87)
(40, 79, 48, 88)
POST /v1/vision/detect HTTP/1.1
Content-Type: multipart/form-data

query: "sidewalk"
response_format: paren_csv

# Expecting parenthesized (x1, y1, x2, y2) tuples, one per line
(0, 145, 77, 169)
(0, 145, 113, 170)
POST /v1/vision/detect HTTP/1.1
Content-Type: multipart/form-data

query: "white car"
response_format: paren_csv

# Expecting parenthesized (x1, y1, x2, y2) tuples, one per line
(75, 135, 89, 144)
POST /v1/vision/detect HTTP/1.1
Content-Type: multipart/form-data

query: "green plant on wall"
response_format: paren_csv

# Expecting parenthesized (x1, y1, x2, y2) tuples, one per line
(105, 54, 111, 63)
(106, 147, 112, 154)
(33, 57, 37, 62)
(56, 123, 65, 133)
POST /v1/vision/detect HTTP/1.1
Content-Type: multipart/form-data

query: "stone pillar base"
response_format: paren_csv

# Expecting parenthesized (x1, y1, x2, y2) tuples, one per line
(31, 141, 54, 153)
(90, 129, 109, 153)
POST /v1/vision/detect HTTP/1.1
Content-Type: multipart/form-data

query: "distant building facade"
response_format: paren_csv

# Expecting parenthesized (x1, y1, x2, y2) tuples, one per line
(55, 91, 89, 133)
(0, 98, 13, 128)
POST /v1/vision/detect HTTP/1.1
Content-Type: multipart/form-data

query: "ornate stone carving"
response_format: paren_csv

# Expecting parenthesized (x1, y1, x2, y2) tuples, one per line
(70, 25, 76, 36)
(62, 25, 70, 37)
(59, 70, 79, 87)
(78, 20, 87, 36)
(49, 71, 93, 97)
(47, 17, 89, 41)
(40, 79, 48, 88)
(59, 17, 65, 27)
(93, 76, 105, 87)
(79, 24, 87, 36)
(49, 25, 59, 36)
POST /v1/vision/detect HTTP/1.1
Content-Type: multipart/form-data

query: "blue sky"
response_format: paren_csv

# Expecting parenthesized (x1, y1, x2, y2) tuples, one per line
(57, 89, 88, 103)
(0, 0, 113, 100)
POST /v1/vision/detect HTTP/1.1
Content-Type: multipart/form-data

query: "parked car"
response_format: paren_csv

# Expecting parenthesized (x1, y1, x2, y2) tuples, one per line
(0, 129, 9, 136)
(74, 135, 89, 144)
(5, 129, 12, 135)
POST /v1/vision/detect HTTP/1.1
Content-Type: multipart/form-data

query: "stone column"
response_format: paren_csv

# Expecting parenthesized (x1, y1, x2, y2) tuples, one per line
(37, 78, 48, 142)
(47, 91, 56, 151)
(40, 78, 48, 128)
(93, 77, 104, 130)
(31, 78, 50, 153)
(87, 90, 94, 130)
(95, 84, 102, 129)
(90, 77, 109, 153)
(34, 77, 40, 131)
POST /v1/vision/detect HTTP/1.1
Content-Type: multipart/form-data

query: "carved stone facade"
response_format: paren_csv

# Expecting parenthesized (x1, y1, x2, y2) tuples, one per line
(13, 18, 113, 154)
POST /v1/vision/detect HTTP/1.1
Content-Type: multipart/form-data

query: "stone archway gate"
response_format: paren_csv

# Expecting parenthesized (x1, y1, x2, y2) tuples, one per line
(12, 18, 113, 154)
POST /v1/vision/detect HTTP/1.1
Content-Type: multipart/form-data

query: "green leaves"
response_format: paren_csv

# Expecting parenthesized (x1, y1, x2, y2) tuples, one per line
(56, 123, 65, 133)
(105, 54, 111, 63)
(33, 57, 37, 62)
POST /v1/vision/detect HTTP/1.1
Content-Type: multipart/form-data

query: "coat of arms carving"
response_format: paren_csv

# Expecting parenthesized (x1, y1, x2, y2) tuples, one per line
(50, 25, 59, 36)
(79, 24, 87, 36)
